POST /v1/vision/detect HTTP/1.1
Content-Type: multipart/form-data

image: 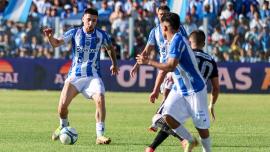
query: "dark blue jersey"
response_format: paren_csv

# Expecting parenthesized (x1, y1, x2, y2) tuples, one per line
(193, 49, 218, 82)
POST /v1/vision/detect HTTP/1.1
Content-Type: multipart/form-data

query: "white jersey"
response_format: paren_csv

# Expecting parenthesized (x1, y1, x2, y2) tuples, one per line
(62, 27, 111, 78)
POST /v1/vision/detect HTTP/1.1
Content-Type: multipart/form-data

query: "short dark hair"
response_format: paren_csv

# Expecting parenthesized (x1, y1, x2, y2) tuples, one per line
(158, 5, 170, 12)
(84, 8, 98, 16)
(161, 12, 180, 31)
(189, 30, 206, 47)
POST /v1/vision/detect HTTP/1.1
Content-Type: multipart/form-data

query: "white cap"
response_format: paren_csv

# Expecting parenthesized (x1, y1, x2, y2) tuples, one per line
(64, 4, 71, 10)
(226, 1, 233, 6)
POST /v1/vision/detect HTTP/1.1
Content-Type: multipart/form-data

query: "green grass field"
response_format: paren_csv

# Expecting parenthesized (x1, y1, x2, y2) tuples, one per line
(0, 90, 269, 152)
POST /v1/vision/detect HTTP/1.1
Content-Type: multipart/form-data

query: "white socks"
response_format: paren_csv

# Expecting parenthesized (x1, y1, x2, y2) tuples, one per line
(172, 125, 193, 142)
(201, 137, 211, 152)
(96, 122, 105, 137)
(60, 118, 69, 127)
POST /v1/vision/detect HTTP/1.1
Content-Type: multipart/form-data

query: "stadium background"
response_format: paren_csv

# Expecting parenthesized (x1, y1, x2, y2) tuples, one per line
(0, 0, 270, 152)
(0, 0, 270, 93)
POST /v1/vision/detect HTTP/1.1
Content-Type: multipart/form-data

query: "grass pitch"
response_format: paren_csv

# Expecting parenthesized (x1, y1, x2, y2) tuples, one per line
(0, 90, 269, 152)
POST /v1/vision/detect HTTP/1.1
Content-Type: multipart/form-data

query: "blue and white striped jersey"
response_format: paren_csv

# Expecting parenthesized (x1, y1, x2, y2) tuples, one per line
(147, 24, 188, 63)
(168, 33, 205, 96)
(62, 27, 112, 78)
(193, 49, 218, 82)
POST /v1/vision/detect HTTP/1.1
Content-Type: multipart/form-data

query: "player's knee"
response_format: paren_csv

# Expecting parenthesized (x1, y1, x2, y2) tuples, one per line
(94, 94, 105, 106)
(163, 115, 180, 129)
(196, 128, 209, 138)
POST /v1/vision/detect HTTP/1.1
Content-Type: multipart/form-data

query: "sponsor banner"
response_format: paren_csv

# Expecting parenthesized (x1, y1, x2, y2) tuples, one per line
(0, 59, 270, 93)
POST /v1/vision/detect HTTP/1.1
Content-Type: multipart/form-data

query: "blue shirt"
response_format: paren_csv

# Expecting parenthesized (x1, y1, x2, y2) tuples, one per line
(62, 27, 112, 78)
(147, 24, 188, 63)
(169, 33, 205, 96)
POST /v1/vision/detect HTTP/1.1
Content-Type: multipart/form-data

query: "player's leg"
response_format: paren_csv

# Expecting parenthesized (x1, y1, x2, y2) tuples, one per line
(188, 87, 211, 152)
(52, 80, 79, 140)
(162, 89, 198, 151)
(197, 128, 211, 152)
(84, 77, 111, 144)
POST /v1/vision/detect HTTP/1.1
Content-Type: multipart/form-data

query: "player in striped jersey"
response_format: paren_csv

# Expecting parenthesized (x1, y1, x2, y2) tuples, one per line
(137, 13, 210, 152)
(129, 5, 187, 151)
(189, 30, 219, 123)
(145, 30, 220, 152)
(42, 8, 119, 144)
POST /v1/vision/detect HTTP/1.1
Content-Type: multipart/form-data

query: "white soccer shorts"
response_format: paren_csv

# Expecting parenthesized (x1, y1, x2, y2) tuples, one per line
(65, 76, 105, 99)
(162, 87, 210, 129)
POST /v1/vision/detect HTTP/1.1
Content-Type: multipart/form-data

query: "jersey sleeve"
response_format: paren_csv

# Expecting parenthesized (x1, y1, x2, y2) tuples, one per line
(102, 32, 112, 47)
(146, 28, 156, 46)
(62, 28, 76, 44)
(168, 36, 183, 59)
(209, 59, 218, 78)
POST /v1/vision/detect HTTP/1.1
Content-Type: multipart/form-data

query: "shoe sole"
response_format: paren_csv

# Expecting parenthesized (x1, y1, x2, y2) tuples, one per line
(148, 127, 158, 132)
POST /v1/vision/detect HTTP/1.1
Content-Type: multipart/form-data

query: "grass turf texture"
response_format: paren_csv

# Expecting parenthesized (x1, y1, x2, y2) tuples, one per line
(0, 90, 269, 152)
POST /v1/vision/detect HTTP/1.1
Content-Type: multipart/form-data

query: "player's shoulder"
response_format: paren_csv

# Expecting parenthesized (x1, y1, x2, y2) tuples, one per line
(151, 24, 160, 32)
(95, 28, 110, 37)
(195, 50, 215, 62)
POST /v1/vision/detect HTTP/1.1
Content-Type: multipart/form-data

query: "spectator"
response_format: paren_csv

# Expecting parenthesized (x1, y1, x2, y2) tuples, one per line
(260, 1, 270, 20)
(220, 1, 236, 25)
(183, 14, 197, 35)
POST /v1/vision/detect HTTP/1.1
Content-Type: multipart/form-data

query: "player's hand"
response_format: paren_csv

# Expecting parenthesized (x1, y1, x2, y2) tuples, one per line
(41, 26, 53, 37)
(136, 54, 149, 65)
(130, 65, 138, 78)
(110, 65, 119, 75)
(149, 90, 159, 103)
(208, 103, 216, 121)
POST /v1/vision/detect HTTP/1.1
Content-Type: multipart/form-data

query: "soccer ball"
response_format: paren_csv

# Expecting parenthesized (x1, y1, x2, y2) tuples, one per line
(59, 127, 78, 145)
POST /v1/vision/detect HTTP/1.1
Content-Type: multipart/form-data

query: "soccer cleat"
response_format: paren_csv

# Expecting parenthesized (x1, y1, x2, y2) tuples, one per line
(184, 137, 199, 152)
(96, 136, 111, 144)
(145, 147, 155, 152)
(52, 126, 63, 141)
(148, 124, 158, 132)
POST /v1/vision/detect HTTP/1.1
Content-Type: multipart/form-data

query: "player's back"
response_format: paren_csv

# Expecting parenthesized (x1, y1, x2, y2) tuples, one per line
(193, 49, 218, 82)
(169, 33, 205, 96)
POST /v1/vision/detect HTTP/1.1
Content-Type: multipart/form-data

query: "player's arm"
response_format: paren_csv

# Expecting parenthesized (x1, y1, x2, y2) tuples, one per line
(130, 28, 156, 77)
(149, 69, 167, 103)
(42, 27, 64, 48)
(136, 55, 178, 72)
(130, 44, 155, 77)
(104, 45, 119, 75)
(209, 60, 219, 121)
(209, 76, 219, 121)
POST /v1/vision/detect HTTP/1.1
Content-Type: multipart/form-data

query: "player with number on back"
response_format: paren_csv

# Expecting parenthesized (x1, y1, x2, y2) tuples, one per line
(42, 8, 119, 145)
(189, 30, 219, 123)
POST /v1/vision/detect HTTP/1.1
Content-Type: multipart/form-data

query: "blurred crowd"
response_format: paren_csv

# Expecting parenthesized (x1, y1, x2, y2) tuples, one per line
(0, 0, 270, 62)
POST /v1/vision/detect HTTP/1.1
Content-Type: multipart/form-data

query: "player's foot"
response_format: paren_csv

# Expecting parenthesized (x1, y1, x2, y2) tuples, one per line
(145, 147, 155, 152)
(96, 136, 111, 144)
(180, 139, 188, 149)
(51, 126, 63, 141)
(148, 124, 158, 132)
(184, 137, 198, 152)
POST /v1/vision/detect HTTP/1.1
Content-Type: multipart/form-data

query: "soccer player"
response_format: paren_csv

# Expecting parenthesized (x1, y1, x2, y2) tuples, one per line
(189, 30, 219, 122)
(42, 8, 119, 144)
(136, 12, 211, 152)
(129, 5, 187, 151)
